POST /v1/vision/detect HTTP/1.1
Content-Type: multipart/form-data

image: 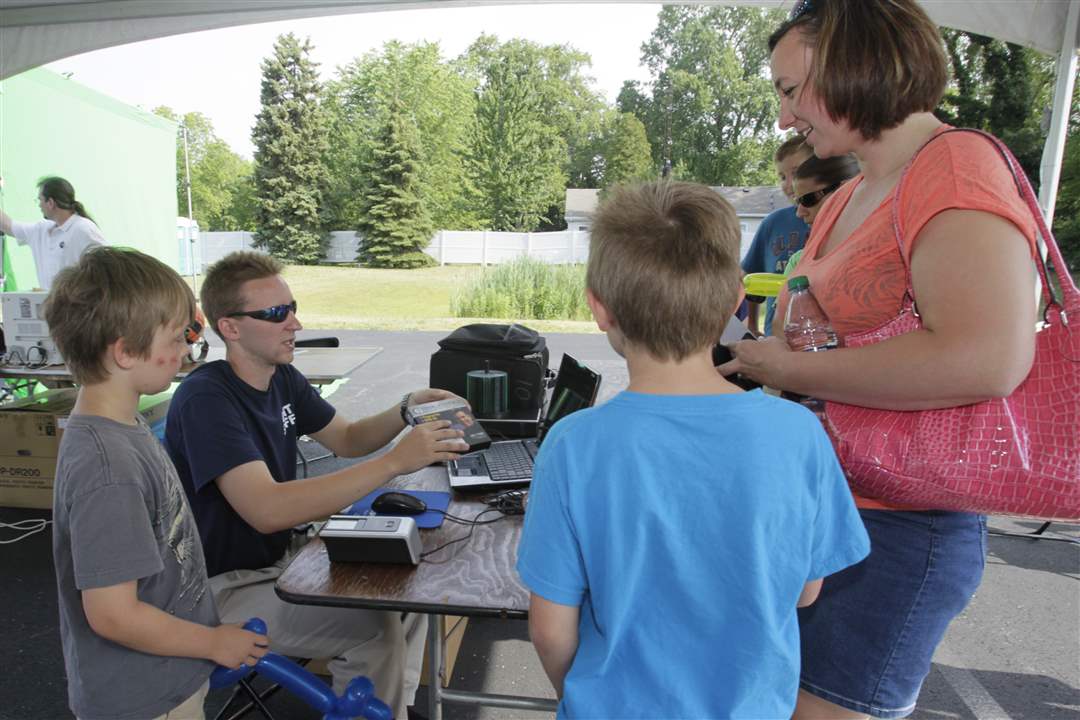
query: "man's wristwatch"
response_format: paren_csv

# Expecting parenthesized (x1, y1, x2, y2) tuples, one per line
(399, 392, 412, 424)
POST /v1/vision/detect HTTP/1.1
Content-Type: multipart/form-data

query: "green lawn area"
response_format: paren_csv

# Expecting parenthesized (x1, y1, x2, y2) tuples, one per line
(191, 264, 601, 333)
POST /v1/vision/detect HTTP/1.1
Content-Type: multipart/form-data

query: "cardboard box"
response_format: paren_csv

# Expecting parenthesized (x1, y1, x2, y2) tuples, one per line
(0, 390, 173, 508)
(420, 615, 470, 687)
(0, 389, 78, 458)
(0, 456, 57, 509)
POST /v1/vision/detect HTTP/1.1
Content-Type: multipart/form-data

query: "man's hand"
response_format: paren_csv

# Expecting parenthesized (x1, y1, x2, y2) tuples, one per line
(209, 624, 270, 669)
(407, 388, 468, 408)
(386, 419, 469, 475)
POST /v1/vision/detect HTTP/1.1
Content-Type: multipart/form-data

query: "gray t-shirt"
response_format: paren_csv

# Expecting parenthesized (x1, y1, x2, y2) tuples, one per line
(53, 414, 218, 720)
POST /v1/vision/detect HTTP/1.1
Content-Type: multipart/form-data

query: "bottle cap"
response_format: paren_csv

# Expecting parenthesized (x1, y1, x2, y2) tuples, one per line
(787, 275, 810, 292)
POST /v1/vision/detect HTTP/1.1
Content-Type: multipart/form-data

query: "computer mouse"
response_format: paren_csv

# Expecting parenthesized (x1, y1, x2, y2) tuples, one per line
(371, 491, 427, 516)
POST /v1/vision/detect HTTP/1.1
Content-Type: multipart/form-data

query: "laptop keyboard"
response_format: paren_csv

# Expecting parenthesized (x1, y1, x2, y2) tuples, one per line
(484, 442, 535, 481)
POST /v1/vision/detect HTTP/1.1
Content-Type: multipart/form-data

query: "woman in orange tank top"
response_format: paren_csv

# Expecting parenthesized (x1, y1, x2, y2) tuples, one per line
(718, 1, 1039, 718)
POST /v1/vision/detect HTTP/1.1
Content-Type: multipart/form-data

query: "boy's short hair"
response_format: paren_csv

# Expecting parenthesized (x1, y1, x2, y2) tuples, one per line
(44, 246, 195, 385)
(775, 135, 809, 163)
(200, 251, 283, 339)
(587, 181, 741, 361)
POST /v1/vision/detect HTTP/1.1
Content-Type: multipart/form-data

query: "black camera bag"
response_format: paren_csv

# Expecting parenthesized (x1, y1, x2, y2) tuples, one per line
(429, 323, 549, 413)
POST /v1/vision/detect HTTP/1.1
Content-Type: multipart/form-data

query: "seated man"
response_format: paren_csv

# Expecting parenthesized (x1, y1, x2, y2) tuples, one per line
(165, 251, 468, 718)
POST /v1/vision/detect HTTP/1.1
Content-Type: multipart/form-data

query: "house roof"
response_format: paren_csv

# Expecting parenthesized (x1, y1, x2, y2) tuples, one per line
(565, 185, 791, 219)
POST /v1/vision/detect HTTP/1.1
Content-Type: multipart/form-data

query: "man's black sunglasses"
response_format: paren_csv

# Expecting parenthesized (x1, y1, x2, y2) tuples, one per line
(795, 182, 843, 208)
(226, 300, 298, 323)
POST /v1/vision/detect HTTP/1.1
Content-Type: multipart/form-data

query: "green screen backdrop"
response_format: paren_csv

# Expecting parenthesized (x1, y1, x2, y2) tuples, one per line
(0, 67, 178, 290)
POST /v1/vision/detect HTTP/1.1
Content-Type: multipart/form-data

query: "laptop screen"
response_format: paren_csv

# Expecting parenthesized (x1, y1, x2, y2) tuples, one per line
(538, 354, 601, 443)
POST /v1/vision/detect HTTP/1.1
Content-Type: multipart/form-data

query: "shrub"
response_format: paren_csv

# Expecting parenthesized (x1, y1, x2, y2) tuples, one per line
(451, 257, 591, 321)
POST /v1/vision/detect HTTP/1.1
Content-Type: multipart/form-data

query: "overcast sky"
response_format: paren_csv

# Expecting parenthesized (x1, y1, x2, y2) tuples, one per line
(47, 4, 662, 159)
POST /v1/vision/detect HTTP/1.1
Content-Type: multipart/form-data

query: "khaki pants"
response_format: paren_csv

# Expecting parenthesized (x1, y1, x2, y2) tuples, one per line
(152, 682, 208, 720)
(209, 533, 425, 719)
(79, 682, 209, 720)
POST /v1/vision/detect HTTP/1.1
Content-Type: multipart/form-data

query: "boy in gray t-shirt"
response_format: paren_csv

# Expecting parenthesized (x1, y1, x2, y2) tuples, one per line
(46, 247, 269, 720)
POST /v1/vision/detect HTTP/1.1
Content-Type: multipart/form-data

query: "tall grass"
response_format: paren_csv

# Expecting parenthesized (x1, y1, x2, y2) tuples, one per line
(450, 257, 592, 321)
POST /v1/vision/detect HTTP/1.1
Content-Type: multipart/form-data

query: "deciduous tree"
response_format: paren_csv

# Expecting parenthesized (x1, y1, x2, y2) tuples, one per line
(620, 6, 785, 187)
(153, 107, 256, 231)
(464, 40, 568, 231)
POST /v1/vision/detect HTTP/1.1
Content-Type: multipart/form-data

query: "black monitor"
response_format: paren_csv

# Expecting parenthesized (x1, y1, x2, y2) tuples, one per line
(538, 354, 601, 443)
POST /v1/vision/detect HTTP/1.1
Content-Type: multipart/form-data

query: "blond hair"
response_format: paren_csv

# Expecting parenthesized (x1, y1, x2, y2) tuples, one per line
(587, 181, 741, 361)
(44, 246, 195, 385)
(200, 251, 283, 339)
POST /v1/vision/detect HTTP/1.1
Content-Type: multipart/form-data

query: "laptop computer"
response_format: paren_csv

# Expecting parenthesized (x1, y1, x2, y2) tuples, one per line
(447, 353, 601, 491)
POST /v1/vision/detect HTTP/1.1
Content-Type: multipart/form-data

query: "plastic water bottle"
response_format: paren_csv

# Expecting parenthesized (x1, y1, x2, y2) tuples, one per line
(783, 276, 837, 352)
(782, 276, 835, 417)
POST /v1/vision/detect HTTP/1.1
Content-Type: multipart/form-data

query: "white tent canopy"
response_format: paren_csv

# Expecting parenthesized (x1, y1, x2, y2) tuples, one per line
(1, 0, 1077, 216)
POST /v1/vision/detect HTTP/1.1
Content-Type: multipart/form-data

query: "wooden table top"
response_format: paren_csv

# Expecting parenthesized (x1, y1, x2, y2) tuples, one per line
(275, 467, 530, 619)
(0, 346, 382, 386)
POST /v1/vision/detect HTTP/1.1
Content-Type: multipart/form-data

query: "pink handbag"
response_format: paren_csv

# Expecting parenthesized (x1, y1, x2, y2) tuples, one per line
(823, 129, 1080, 520)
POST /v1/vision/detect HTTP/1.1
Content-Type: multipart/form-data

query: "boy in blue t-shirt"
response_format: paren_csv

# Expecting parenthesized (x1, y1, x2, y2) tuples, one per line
(741, 135, 812, 335)
(516, 181, 870, 719)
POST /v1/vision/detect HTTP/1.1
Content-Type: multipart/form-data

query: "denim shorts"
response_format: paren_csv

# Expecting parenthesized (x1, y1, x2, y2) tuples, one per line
(798, 509, 987, 718)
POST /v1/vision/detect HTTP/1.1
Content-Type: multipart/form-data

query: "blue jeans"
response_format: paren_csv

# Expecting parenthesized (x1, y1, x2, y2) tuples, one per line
(798, 509, 987, 718)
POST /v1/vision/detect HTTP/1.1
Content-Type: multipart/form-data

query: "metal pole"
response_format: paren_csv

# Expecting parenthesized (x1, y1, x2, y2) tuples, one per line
(181, 124, 199, 292)
(1037, 0, 1079, 225)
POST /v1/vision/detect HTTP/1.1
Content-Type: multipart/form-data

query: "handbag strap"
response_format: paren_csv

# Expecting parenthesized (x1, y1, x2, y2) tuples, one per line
(889, 127, 1078, 323)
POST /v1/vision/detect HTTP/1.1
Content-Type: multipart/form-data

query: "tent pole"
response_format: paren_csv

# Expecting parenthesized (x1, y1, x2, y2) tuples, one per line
(182, 123, 199, 293)
(1038, 0, 1079, 226)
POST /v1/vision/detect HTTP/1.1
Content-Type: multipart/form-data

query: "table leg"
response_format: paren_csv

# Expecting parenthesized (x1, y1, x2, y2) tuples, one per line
(426, 613, 443, 720)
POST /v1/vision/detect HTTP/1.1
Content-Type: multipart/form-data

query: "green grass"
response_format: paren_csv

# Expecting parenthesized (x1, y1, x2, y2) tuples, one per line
(190, 264, 600, 333)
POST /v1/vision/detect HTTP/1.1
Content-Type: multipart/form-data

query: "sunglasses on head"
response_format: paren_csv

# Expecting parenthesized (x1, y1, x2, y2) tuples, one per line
(227, 300, 297, 323)
(795, 182, 843, 208)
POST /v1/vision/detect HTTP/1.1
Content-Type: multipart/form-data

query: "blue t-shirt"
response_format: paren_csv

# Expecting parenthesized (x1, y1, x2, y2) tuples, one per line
(741, 206, 809, 335)
(165, 361, 336, 577)
(516, 390, 869, 719)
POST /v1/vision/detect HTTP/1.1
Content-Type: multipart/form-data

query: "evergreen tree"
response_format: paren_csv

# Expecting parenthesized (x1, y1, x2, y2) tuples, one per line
(323, 41, 479, 232)
(251, 33, 328, 264)
(356, 98, 436, 268)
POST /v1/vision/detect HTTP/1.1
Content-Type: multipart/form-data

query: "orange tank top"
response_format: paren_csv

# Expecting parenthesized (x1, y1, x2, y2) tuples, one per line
(778, 128, 1038, 510)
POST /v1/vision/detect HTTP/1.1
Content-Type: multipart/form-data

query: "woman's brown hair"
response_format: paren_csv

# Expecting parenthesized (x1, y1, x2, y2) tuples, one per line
(769, 0, 948, 140)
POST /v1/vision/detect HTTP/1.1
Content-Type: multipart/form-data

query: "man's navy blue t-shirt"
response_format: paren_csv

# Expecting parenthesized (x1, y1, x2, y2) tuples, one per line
(165, 361, 335, 577)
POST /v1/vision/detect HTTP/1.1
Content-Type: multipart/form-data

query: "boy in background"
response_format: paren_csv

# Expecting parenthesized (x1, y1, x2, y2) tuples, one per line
(516, 181, 870, 718)
(45, 246, 267, 720)
(741, 135, 813, 335)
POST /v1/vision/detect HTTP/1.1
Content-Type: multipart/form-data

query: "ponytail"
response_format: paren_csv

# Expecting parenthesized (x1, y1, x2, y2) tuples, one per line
(37, 176, 95, 224)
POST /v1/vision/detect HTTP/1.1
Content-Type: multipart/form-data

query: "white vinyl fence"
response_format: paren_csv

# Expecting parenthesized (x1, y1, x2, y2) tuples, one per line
(193, 229, 590, 273)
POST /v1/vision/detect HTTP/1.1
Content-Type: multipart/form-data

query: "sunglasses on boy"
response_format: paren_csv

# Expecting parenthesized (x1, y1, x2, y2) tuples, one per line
(795, 182, 843, 208)
(226, 300, 298, 323)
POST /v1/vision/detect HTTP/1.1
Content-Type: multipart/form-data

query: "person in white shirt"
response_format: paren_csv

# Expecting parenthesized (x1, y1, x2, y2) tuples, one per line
(0, 177, 104, 290)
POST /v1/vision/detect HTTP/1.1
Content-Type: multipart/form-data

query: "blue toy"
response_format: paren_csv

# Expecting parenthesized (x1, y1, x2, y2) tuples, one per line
(210, 618, 392, 720)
